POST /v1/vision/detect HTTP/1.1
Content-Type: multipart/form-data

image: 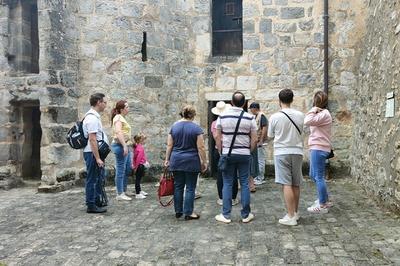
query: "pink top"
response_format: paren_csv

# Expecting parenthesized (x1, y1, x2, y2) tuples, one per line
(132, 144, 147, 170)
(304, 107, 332, 152)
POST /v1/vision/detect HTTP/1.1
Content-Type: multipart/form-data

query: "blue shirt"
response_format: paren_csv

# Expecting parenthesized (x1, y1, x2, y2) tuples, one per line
(169, 121, 203, 172)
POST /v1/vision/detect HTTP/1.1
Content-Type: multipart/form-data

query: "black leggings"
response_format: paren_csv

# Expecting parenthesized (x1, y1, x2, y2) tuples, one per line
(135, 164, 145, 194)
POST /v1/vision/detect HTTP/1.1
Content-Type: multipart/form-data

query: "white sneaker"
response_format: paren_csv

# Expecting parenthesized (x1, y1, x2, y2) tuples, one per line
(307, 204, 329, 214)
(242, 213, 254, 223)
(116, 193, 132, 201)
(140, 191, 148, 196)
(294, 212, 300, 221)
(217, 199, 223, 206)
(215, 214, 231, 224)
(312, 199, 333, 208)
(254, 179, 266, 186)
(135, 193, 147, 199)
(279, 214, 297, 226)
(232, 198, 239, 206)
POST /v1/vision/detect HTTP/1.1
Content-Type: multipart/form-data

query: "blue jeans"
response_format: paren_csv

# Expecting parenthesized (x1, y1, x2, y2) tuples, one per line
(309, 149, 330, 204)
(111, 143, 132, 195)
(221, 154, 251, 219)
(84, 152, 104, 208)
(173, 171, 198, 216)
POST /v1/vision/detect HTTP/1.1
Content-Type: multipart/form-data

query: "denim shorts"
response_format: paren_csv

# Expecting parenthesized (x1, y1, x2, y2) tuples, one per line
(274, 154, 303, 186)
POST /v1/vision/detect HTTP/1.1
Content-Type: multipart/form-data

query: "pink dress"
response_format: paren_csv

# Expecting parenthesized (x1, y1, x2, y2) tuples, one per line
(132, 144, 147, 170)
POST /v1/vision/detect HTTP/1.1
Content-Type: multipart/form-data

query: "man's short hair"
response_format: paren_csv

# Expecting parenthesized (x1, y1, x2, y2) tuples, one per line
(249, 102, 260, 109)
(89, 93, 105, 107)
(278, 89, 294, 104)
(232, 91, 245, 107)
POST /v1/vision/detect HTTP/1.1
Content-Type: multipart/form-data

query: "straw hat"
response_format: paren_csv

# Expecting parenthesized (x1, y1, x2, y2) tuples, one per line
(211, 101, 232, 115)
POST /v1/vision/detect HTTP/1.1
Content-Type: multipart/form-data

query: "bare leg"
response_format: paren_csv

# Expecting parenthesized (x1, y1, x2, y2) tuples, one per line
(283, 185, 296, 217)
(293, 186, 300, 213)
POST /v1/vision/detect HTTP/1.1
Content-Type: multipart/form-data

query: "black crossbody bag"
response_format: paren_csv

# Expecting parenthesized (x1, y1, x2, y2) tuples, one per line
(218, 111, 245, 171)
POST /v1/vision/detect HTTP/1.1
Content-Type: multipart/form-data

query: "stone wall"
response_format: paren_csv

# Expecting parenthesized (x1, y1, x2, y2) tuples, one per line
(355, 0, 400, 211)
(0, 0, 368, 191)
(189, 0, 366, 176)
(0, 0, 81, 190)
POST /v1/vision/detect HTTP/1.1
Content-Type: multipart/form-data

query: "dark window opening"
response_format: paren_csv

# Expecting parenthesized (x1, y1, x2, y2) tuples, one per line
(141, 31, 147, 62)
(212, 0, 243, 57)
(9, 100, 42, 180)
(7, 0, 39, 74)
(207, 100, 248, 177)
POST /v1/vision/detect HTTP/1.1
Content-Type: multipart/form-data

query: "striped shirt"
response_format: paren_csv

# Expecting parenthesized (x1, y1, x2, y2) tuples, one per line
(216, 107, 257, 155)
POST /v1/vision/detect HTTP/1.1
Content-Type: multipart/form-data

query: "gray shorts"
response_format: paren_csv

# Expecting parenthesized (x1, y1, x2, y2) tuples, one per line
(274, 154, 303, 186)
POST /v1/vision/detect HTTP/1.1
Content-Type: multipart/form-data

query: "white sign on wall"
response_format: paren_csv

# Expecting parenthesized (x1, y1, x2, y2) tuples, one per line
(385, 92, 395, 118)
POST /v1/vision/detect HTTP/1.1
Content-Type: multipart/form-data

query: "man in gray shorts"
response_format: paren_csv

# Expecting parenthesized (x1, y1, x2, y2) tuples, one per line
(268, 89, 304, 226)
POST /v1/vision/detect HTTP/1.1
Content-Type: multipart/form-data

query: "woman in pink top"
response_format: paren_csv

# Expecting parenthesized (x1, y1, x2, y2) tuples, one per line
(304, 91, 333, 214)
(132, 133, 149, 199)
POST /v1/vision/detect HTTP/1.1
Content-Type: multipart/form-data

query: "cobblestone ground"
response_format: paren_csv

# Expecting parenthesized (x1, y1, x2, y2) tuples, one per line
(0, 177, 400, 265)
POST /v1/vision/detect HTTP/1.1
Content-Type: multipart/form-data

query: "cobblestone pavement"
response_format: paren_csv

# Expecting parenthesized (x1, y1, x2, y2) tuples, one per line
(1, 177, 400, 265)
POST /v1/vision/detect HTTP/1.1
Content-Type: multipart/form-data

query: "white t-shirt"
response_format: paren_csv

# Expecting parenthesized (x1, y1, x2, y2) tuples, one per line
(268, 108, 304, 155)
(82, 109, 109, 153)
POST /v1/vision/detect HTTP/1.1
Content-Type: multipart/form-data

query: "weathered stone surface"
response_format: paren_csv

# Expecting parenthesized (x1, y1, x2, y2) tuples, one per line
(47, 107, 78, 124)
(259, 19, 272, 33)
(243, 36, 260, 50)
(144, 76, 163, 88)
(281, 7, 305, 19)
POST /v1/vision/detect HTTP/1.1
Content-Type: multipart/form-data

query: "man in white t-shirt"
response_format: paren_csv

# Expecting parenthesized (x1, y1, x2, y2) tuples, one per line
(82, 93, 108, 213)
(268, 89, 304, 226)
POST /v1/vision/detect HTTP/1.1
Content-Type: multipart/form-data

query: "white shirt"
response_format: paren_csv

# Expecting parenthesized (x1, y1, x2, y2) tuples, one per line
(82, 109, 109, 153)
(268, 108, 304, 155)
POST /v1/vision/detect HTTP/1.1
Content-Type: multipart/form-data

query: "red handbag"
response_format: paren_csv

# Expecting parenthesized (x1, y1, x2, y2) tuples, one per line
(158, 168, 174, 207)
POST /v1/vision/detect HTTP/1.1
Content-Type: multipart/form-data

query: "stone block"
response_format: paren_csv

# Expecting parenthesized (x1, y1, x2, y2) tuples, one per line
(297, 73, 316, 86)
(243, 36, 260, 50)
(340, 71, 356, 86)
(274, 23, 297, 33)
(262, 0, 272, 5)
(145, 76, 163, 88)
(299, 19, 314, 31)
(281, 7, 305, 19)
(263, 34, 278, 47)
(194, 0, 210, 14)
(80, 43, 96, 58)
(306, 47, 320, 59)
(95, 1, 118, 16)
(237, 76, 257, 91)
(41, 144, 80, 166)
(196, 34, 210, 53)
(92, 60, 106, 72)
(251, 63, 267, 74)
(83, 29, 105, 43)
(275, 0, 288, 5)
(112, 17, 132, 30)
(264, 8, 278, 17)
(0, 143, 10, 163)
(259, 19, 272, 33)
(120, 3, 142, 17)
(244, 4, 260, 17)
(243, 20, 255, 34)
(279, 36, 291, 46)
(216, 76, 235, 91)
(47, 126, 69, 144)
(314, 33, 323, 44)
(56, 169, 76, 182)
(121, 75, 143, 88)
(47, 107, 78, 124)
(126, 31, 143, 45)
(60, 71, 77, 87)
(98, 44, 118, 58)
(47, 87, 66, 105)
(78, 1, 94, 14)
(192, 17, 209, 34)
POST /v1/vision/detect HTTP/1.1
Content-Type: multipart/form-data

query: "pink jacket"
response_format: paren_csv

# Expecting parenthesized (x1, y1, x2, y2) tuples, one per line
(132, 144, 147, 170)
(304, 107, 332, 152)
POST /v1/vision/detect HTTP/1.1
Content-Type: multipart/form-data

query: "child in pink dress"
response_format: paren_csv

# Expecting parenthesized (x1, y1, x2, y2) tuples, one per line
(132, 133, 149, 199)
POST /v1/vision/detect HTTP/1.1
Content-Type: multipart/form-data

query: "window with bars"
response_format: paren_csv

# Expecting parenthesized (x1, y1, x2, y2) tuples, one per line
(212, 0, 243, 56)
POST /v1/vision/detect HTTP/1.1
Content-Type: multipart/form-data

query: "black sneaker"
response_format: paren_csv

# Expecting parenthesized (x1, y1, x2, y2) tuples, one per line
(87, 206, 107, 214)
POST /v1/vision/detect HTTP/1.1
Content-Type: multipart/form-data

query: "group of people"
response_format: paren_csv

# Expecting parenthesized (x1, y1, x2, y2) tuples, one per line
(81, 95, 149, 213)
(80, 89, 333, 227)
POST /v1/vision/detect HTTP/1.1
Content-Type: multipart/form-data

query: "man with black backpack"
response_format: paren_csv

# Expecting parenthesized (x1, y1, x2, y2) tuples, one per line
(82, 93, 109, 213)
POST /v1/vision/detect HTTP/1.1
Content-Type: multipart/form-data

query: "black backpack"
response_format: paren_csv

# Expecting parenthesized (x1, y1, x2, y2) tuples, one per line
(66, 114, 93, 149)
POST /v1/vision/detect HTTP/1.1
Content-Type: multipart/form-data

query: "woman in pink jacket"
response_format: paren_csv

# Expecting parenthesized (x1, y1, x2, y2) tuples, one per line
(304, 91, 333, 214)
